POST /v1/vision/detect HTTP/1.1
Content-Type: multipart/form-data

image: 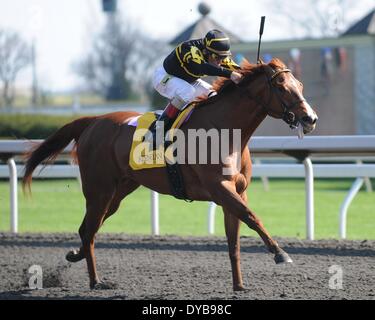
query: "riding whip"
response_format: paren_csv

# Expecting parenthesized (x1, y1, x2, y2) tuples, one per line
(256, 16, 266, 64)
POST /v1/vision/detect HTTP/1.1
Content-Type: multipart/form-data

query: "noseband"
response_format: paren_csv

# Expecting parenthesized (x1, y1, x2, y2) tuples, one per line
(262, 68, 306, 129)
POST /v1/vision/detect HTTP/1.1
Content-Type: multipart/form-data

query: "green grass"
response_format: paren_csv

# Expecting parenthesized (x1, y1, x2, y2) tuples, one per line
(0, 178, 374, 239)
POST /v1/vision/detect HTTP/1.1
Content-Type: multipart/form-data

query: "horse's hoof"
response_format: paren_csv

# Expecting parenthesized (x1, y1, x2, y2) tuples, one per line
(65, 250, 84, 263)
(274, 250, 293, 264)
(233, 285, 248, 292)
(91, 281, 118, 290)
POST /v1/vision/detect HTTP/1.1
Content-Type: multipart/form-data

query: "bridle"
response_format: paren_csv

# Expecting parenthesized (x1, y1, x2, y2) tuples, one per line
(250, 17, 306, 129)
(257, 67, 306, 129)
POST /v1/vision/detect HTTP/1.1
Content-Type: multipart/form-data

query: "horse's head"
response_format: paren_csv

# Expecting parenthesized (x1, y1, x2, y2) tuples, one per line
(245, 59, 318, 134)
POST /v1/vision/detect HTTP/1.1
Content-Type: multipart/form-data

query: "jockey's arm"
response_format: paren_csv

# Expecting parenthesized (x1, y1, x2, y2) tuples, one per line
(220, 57, 241, 71)
(189, 60, 242, 84)
(191, 62, 233, 78)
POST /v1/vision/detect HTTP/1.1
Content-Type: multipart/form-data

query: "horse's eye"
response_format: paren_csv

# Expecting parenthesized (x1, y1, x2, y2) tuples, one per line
(276, 77, 285, 84)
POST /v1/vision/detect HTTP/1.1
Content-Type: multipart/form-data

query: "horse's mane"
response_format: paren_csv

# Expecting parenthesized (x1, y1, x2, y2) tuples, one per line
(196, 58, 286, 108)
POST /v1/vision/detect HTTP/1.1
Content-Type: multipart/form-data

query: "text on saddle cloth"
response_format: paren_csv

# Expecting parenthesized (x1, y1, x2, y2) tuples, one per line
(128, 104, 195, 170)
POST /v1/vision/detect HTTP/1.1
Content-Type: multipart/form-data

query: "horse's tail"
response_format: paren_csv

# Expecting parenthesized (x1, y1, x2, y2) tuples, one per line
(22, 116, 96, 193)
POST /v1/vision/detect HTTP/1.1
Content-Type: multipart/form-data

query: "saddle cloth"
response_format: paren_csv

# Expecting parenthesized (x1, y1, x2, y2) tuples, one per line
(128, 104, 195, 170)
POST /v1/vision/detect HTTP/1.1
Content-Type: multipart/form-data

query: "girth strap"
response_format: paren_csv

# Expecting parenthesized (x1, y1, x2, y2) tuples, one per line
(165, 141, 193, 202)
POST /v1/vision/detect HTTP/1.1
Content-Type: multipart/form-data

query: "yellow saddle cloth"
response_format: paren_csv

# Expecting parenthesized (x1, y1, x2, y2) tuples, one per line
(129, 104, 195, 170)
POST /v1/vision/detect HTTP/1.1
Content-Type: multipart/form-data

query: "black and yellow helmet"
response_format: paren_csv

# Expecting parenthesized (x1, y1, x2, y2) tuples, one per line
(204, 30, 231, 57)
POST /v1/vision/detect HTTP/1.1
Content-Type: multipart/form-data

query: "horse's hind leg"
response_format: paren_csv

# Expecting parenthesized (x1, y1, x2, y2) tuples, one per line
(66, 179, 140, 287)
(82, 189, 116, 289)
(84, 179, 140, 289)
(101, 179, 140, 225)
(66, 217, 87, 263)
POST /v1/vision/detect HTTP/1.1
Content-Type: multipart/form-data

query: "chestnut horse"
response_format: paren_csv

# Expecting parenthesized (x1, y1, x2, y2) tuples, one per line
(23, 59, 317, 291)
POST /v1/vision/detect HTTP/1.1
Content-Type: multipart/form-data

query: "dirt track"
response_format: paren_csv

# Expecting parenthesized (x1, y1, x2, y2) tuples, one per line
(0, 233, 374, 300)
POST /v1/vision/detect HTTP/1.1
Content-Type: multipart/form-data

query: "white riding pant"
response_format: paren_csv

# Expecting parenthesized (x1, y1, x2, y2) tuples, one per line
(152, 66, 212, 109)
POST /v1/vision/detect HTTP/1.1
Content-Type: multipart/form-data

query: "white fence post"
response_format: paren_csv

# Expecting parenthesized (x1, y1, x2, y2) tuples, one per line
(7, 158, 18, 233)
(254, 159, 270, 191)
(356, 160, 372, 193)
(151, 191, 159, 235)
(303, 157, 314, 240)
(339, 177, 364, 239)
(208, 202, 217, 235)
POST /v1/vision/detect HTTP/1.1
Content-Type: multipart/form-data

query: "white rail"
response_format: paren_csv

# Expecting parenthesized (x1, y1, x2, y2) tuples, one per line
(0, 136, 374, 238)
(206, 163, 375, 239)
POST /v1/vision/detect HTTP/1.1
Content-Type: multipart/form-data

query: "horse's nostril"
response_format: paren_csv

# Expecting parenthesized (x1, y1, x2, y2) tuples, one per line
(302, 116, 317, 125)
(302, 116, 312, 124)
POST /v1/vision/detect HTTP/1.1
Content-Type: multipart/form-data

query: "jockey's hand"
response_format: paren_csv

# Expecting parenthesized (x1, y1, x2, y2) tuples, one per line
(230, 71, 243, 84)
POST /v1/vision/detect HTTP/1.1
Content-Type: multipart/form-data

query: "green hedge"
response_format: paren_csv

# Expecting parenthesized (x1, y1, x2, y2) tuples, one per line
(0, 114, 79, 139)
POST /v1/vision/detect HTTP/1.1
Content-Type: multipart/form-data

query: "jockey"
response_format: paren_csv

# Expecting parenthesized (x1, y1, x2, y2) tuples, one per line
(145, 29, 243, 147)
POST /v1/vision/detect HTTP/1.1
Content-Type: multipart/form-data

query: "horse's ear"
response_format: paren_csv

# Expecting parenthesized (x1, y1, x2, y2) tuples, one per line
(257, 58, 265, 65)
(257, 62, 274, 79)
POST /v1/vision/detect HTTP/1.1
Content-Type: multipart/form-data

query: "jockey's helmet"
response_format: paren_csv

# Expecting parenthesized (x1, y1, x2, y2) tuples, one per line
(204, 30, 231, 58)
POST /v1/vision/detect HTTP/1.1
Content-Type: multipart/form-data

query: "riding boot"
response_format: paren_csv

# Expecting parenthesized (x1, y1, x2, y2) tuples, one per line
(145, 102, 180, 150)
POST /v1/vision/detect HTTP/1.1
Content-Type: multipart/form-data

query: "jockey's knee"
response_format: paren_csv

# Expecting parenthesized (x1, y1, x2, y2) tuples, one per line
(175, 86, 196, 107)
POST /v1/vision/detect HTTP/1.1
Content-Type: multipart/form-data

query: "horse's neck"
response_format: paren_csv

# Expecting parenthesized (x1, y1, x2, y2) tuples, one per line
(203, 87, 267, 150)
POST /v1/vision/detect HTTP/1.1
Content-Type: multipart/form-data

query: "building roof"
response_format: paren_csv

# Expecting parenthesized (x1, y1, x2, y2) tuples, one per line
(169, 3, 242, 45)
(342, 9, 375, 36)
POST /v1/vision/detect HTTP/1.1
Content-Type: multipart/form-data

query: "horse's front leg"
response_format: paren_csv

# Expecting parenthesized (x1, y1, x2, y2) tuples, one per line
(210, 180, 293, 265)
(223, 206, 245, 291)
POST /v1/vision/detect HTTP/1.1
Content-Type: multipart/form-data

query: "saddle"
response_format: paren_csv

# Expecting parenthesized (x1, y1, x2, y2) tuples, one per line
(128, 103, 196, 201)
